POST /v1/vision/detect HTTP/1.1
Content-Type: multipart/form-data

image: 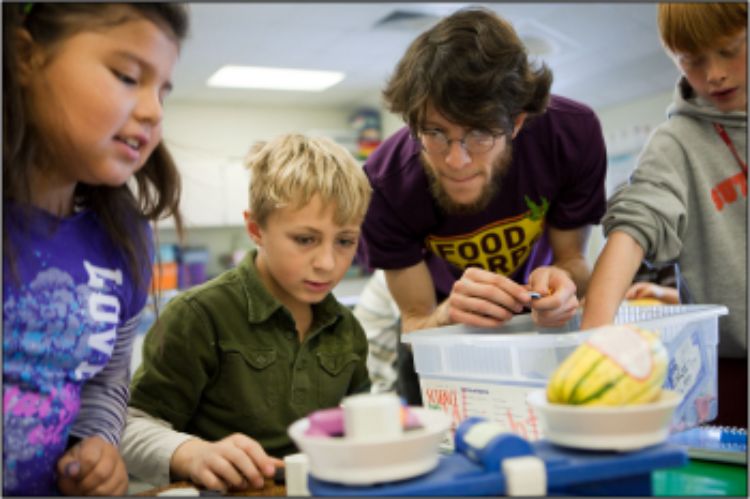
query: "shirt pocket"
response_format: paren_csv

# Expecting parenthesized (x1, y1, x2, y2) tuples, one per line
(315, 351, 361, 407)
(213, 340, 280, 416)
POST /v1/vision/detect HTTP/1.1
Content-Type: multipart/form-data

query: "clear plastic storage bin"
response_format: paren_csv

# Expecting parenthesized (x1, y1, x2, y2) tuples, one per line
(403, 305, 727, 441)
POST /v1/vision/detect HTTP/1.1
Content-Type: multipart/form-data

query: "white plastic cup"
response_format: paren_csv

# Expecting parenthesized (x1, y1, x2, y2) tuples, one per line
(342, 393, 403, 440)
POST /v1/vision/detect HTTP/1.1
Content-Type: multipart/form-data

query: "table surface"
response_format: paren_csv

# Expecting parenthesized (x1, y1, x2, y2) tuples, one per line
(135, 478, 286, 497)
(138, 459, 746, 497)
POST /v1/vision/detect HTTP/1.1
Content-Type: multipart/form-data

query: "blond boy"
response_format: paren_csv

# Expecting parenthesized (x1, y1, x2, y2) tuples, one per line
(121, 134, 373, 490)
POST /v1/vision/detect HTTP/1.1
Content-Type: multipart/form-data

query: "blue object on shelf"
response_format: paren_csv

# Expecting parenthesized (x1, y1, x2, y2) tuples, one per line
(668, 425, 747, 464)
(178, 247, 210, 288)
(308, 417, 688, 496)
(719, 427, 747, 445)
(158, 243, 179, 263)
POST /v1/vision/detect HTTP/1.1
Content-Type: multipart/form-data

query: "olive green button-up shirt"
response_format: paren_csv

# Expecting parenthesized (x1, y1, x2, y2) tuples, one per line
(129, 249, 370, 457)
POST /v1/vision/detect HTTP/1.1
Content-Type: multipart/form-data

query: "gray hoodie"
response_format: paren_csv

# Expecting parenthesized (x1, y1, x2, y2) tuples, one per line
(603, 77, 747, 359)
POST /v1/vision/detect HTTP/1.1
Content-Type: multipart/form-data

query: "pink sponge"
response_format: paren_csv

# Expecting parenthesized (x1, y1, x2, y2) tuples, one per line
(304, 405, 422, 437)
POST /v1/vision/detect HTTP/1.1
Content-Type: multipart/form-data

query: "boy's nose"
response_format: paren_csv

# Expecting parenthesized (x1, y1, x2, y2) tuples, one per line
(706, 57, 728, 86)
(313, 245, 336, 271)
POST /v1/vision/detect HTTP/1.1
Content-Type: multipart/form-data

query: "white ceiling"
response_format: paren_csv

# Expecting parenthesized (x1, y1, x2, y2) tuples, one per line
(170, 3, 681, 112)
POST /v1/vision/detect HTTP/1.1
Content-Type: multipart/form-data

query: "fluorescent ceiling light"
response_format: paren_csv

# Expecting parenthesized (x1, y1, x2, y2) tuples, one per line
(207, 65, 345, 91)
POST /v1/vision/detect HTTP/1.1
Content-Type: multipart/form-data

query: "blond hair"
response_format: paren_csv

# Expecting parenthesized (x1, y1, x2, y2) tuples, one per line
(658, 3, 747, 55)
(245, 134, 372, 227)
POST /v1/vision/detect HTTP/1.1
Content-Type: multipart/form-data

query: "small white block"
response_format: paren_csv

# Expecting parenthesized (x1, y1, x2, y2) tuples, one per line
(502, 455, 547, 496)
(157, 486, 200, 496)
(285, 453, 310, 496)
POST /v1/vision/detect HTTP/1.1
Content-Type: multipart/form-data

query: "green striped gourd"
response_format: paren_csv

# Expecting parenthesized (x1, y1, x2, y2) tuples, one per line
(547, 325, 668, 406)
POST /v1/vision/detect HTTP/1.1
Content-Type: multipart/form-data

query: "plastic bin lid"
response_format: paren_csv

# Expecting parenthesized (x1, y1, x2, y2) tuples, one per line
(402, 304, 728, 347)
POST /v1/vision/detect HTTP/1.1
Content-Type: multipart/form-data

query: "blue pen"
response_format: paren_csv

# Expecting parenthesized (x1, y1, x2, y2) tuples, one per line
(528, 291, 542, 300)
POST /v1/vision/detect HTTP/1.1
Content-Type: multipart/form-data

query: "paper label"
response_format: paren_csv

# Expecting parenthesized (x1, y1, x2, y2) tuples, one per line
(420, 379, 543, 444)
(587, 326, 652, 380)
(669, 331, 701, 395)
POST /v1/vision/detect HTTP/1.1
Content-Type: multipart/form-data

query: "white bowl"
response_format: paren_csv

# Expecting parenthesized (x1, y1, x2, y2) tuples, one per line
(288, 407, 451, 485)
(527, 389, 682, 451)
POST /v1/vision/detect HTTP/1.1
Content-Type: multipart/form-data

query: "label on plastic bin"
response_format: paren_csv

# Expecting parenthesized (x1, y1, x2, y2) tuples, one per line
(420, 378, 544, 442)
(668, 330, 703, 395)
(667, 328, 714, 429)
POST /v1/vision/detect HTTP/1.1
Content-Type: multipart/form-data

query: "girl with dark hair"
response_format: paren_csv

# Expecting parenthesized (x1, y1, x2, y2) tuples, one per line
(2, 3, 189, 495)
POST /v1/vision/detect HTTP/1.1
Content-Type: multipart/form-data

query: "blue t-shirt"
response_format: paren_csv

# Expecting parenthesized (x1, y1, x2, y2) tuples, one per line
(358, 95, 607, 300)
(3, 202, 152, 495)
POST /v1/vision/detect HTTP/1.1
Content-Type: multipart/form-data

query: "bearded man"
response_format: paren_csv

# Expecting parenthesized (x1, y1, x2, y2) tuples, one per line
(357, 6, 608, 404)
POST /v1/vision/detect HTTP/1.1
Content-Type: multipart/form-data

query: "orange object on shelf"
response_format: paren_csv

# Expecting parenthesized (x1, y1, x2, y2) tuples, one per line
(151, 261, 178, 292)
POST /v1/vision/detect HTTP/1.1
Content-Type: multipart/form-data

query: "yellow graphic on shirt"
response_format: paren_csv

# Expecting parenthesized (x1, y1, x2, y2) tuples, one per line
(425, 197, 548, 276)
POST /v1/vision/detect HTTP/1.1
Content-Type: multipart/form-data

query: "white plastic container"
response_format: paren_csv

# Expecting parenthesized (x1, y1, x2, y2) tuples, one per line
(527, 389, 682, 451)
(288, 407, 451, 485)
(403, 304, 727, 442)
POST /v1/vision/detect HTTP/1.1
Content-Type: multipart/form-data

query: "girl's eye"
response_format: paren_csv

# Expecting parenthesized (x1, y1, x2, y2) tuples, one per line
(113, 69, 138, 86)
(337, 238, 356, 248)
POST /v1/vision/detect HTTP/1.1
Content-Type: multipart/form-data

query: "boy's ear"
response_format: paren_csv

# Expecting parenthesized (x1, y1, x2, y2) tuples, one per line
(511, 113, 528, 139)
(244, 210, 263, 245)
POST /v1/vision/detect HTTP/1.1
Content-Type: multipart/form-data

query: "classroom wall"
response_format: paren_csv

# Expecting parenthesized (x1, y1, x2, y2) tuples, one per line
(164, 101, 354, 157)
(158, 102, 355, 276)
(158, 88, 676, 277)
(584, 88, 675, 266)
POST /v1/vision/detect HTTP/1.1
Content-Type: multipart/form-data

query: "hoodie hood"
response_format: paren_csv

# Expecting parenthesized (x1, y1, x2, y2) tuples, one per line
(668, 76, 747, 129)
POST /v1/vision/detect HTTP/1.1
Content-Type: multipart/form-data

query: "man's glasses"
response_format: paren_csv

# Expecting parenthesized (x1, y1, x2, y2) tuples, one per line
(419, 128, 503, 156)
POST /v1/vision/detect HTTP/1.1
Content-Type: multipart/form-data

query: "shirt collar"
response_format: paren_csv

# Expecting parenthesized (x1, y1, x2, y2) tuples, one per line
(238, 247, 343, 327)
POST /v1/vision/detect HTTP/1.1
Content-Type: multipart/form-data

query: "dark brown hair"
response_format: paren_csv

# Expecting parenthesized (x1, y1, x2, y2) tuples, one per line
(658, 3, 747, 55)
(3, 3, 189, 289)
(383, 6, 553, 136)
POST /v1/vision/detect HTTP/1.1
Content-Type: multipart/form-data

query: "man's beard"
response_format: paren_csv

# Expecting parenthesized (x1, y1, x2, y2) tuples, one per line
(422, 143, 513, 215)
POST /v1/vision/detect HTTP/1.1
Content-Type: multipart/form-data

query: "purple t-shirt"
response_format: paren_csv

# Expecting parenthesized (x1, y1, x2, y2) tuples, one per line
(3, 202, 151, 495)
(358, 95, 607, 300)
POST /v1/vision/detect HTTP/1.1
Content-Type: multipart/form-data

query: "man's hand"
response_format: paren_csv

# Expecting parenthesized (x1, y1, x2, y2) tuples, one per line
(527, 266, 579, 327)
(445, 267, 535, 328)
(56, 435, 128, 496)
(171, 434, 284, 492)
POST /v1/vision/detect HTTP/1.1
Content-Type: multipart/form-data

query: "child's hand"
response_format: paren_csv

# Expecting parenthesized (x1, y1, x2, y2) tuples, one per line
(171, 434, 284, 492)
(56, 436, 128, 496)
(625, 282, 680, 304)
